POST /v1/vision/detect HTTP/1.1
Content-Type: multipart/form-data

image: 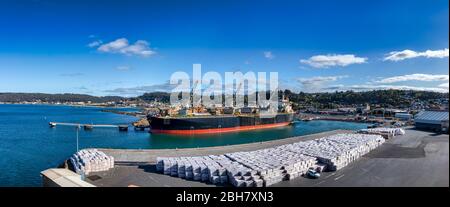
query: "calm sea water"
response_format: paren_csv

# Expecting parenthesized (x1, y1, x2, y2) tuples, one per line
(0, 104, 368, 186)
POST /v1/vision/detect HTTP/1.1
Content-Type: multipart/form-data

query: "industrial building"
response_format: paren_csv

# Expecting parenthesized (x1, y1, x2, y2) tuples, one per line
(414, 110, 449, 133)
(395, 113, 413, 121)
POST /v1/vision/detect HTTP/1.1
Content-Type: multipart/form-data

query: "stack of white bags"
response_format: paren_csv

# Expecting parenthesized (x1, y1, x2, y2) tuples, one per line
(225, 148, 317, 186)
(285, 134, 385, 171)
(157, 155, 253, 184)
(156, 133, 385, 187)
(358, 128, 406, 137)
(69, 149, 114, 175)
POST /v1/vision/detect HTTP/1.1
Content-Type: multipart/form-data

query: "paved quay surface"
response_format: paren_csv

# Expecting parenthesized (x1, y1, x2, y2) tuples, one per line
(273, 128, 449, 187)
(86, 128, 449, 187)
(88, 130, 349, 187)
(98, 130, 350, 163)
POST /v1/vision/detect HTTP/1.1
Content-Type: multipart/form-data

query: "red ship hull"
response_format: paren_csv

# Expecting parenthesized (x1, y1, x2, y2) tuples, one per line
(151, 121, 291, 135)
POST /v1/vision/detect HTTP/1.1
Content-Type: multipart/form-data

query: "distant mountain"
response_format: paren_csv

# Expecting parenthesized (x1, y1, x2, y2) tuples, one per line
(137, 90, 449, 108)
(0, 93, 125, 103)
(1, 90, 448, 108)
(137, 92, 170, 103)
(284, 89, 449, 109)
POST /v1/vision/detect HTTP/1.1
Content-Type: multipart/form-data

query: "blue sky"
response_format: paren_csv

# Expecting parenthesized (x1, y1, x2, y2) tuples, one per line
(0, 0, 448, 96)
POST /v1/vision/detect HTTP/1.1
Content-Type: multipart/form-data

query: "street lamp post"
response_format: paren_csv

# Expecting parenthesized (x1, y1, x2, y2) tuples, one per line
(76, 124, 80, 152)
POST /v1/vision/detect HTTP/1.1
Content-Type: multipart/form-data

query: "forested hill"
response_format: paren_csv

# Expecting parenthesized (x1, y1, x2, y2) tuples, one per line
(137, 92, 171, 102)
(283, 89, 449, 108)
(0, 90, 448, 107)
(0, 93, 125, 103)
(138, 90, 448, 107)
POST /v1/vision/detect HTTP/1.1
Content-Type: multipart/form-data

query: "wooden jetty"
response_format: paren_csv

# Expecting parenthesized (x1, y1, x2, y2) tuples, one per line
(49, 122, 129, 131)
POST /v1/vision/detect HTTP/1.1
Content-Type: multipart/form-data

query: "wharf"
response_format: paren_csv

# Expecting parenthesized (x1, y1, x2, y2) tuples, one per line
(273, 128, 449, 187)
(49, 122, 129, 131)
(85, 128, 448, 187)
(99, 130, 349, 163)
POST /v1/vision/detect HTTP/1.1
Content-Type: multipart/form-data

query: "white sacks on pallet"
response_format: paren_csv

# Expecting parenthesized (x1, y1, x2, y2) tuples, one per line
(225, 147, 317, 186)
(285, 134, 385, 171)
(156, 155, 240, 184)
(69, 149, 114, 175)
(156, 133, 385, 187)
(358, 128, 406, 137)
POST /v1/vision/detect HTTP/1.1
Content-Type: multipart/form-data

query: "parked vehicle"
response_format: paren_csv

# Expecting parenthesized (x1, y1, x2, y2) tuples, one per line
(306, 167, 321, 179)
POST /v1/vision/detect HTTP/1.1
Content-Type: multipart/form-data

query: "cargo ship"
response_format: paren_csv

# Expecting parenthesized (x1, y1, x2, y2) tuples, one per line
(148, 92, 295, 134)
(149, 113, 294, 134)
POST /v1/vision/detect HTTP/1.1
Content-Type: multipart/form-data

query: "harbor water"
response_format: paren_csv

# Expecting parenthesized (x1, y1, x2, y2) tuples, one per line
(0, 104, 368, 186)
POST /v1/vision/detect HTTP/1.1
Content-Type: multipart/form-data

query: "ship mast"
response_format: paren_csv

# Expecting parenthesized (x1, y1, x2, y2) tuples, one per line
(190, 80, 199, 109)
(234, 82, 242, 108)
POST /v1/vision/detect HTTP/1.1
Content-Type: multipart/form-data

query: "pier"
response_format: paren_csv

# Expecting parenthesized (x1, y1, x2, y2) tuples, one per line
(97, 130, 351, 163)
(83, 128, 448, 187)
(49, 122, 129, 131)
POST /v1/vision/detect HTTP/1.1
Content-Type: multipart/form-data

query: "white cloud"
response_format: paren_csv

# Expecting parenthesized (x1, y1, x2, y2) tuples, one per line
(384, 48, 449, 61)
(323, 84, 449, 93)
(98, 38, 128, 51)
(87, 40, 103, 48)
(104, 81, 177, 96)
(60, 72, 84, 77)
(298, 75, 348, 84)
(298, 75, 348, 92)
(377, 74, 449, 83)
(300, 54, 367, 68)
(438, 82, 449, 88)
(116, 66, 131, 71)
(97, 38, 156, 57)
(264, 51, 274, 60)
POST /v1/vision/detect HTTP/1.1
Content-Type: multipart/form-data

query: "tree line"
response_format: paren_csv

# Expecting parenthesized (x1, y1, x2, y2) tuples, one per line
(0, 93, 124, 103)
(1, 90, 448, 109)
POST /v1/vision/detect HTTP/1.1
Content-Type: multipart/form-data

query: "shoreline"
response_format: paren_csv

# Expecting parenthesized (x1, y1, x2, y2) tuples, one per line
(101, 109, 143, 118)
(0, 102, 142, 117)
(96, 129, 352, 163)
(0, 102, 139, 109)
(83, 128, 449, 187)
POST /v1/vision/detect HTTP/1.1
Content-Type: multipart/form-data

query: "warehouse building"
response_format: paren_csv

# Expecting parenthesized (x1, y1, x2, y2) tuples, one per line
(414, 110, 449, 133)
(395, 113, 413, 121)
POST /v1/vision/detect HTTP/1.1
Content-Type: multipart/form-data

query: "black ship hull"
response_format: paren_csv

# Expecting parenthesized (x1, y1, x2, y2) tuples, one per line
(149, 113, 294, 134)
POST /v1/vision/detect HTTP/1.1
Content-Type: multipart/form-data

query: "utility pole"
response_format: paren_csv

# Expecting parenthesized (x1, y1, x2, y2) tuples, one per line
(76, 124, 80, 152)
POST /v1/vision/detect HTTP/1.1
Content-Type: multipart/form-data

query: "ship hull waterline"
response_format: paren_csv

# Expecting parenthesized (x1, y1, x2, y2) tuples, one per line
(148, 113, 295, 135)
(150, 121, 292, 135)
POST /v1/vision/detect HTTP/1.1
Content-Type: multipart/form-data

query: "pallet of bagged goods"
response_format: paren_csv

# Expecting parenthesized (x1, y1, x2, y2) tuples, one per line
(155, 133, 384, 187)
(286, 134, 384, 171)
(69, 149, 114, 175)
(225, 147, 317, 186)
(358, 128, 405, 139)
(156, 155, 254, 186)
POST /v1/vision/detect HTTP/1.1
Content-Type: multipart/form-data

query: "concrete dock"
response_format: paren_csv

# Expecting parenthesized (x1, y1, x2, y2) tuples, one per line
(99, 130, 350, 163)
(84, 128, 448, 187)
(41, 168, 95, 187)
(273, 128, 449, 187)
